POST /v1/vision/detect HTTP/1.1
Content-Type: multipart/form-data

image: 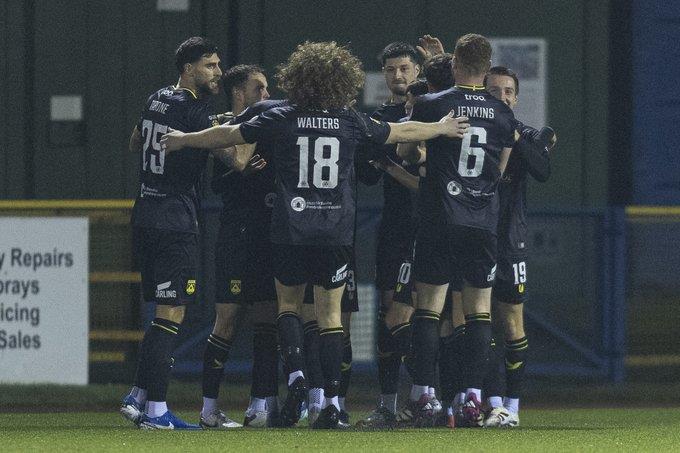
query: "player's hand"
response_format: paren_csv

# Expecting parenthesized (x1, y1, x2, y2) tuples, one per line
(368, 156, 394, 171)
(417, 35, 445, 60)
(242, 154, 267, 175)
(217, 112, 235, 124)
(439, 112, 469, 138)
(160, 128, 185, 153)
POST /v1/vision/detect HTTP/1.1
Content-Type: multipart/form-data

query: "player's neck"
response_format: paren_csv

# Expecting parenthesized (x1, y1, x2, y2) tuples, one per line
(453, 74, 485, 90)
(388, 93, 407, 104)
(175, 76, 200, 99)
(232, 100, 246, 116)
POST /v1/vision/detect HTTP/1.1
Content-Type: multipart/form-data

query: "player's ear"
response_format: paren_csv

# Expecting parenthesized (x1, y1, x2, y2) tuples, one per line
(415, 64, 421, 77)
(183, 62, 193, 75)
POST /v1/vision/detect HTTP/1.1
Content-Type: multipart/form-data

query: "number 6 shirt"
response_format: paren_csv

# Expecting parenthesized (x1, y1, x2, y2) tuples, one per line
(410, 86, 515, 233)
(239, 105, 391, 246)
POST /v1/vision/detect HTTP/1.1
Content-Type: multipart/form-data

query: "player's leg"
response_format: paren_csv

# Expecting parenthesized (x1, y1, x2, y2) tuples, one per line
(246, 299, 280, 427)
(301, 293, 324, 425)
(274, 278, 307, 427)
(458, 226, 498, 428)
(199, 227, 245, 429)
(135, 229, 201, 430)
(338, 310, 353, 423)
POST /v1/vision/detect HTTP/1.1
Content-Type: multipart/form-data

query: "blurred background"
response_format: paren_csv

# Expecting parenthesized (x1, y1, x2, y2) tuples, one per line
(1, 0, 678, 402)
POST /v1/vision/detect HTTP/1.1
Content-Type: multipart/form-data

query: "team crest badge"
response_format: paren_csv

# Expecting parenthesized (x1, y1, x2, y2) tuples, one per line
(186, 279, 196, 295)
(230, 279, 242, 295)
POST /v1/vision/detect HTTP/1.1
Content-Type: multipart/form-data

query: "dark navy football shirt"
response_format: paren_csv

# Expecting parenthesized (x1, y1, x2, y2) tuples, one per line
(410, 86, 515, 232)
(131, 86, 217, 233)
(239, 105, 391, 245)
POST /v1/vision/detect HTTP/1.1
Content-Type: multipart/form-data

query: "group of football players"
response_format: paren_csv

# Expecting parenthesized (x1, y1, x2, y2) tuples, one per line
(119, 31, 555, 430)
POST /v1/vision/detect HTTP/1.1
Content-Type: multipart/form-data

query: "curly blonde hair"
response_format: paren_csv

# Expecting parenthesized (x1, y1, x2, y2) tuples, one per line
(276, 41, 365, 110)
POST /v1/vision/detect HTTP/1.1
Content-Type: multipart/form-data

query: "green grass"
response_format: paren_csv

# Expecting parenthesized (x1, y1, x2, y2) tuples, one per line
(2, 408, 680, 452)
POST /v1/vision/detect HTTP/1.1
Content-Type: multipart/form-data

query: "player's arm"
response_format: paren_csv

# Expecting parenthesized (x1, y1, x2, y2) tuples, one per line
(516, 126, 554, 182)
(499, 147, 513, 175)
(371, 157, 420, 191)
(128, 126, 142, 152)
(385, 113, 469, 145)
(396, 142, 425, 165)
(212, 143, 258, 172)
(160, 124, 246, 153)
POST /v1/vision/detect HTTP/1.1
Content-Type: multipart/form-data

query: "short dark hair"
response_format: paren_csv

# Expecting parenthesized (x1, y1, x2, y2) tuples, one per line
(423, 53, 454, 92)
(453, 33, 492, 76)
(174, 36, 218, 73)
(485, 66, 519, 95)
(222, 64, 265, 96)
(406, 79, 429, 97)
(378, 41, 420, 66)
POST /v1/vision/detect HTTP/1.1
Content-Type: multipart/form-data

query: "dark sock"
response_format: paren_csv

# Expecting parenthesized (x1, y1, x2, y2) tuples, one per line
(411, 309, 441, 387)
(377, 310, 400, 394)
(251, 323, 279, 398)
(277, 311, 305, 376)
(505, 336, 528, 399)
(339, 335, 352, 398)
(143, 318, 181, 402)
(438, 333, 456, 403)
(450, 325, 466, 395)
(483, 337, 504, 399)
(133, 327, 154, 391)
(303, 320, 324, 389)
(319, 327, 344, 398)
(202, 333, 232, 399)
(389, 321, 413, 378)
(463, 313, 492, 390)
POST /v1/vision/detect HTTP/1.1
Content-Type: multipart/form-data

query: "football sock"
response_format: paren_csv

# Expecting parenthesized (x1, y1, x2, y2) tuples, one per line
(202, 333, 232, 399)
(505, 336, 528, 399)
(338, 397, 346, 411)
(483, 337, 504, 403)
(309, 387, 324, 409)
(463, 313, 492, 390)
(438, 333, 457, 404)
(504, 397, 520, 414)
(251, 323, 279, 398)
(146, 400, 168, 418)
(319, 327, 344, 400)
(288, 370, 304, 386)
(453, 392, 466, 406)
(303, 320, 324, 390)
(410, 384, 429, 401)
(143, 318, 180, 404)
(389, 321, 413, 377)
(451, 325, 467, 395)
(377, 310, 400, 395)
(248, 396, 267, 412)
(339, 335, 353, 399)
(265, 396, 279, 412)
(488, 396, 503, 409)
(128, 385, 147, 405)
(411, 309, 441, 388)
(465, 388, 482, 401)
(277, 311, 305, 377)
(322, 395, 340, 410)
(201, 397, 218, 418)
(428, 387, 436, 397)
(381, 393, 398, 414)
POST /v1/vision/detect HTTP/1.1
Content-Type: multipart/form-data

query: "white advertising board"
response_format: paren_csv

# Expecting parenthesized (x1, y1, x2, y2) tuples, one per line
(0, 217, 89, 384)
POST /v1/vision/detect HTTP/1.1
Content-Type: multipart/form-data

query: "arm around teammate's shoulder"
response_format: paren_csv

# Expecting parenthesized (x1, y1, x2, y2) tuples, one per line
(160, 123, 246, 153)
(384, 112, 469, 144)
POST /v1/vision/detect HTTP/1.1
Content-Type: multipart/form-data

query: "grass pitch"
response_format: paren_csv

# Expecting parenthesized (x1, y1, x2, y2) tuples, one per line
(2, 408, 680, 452)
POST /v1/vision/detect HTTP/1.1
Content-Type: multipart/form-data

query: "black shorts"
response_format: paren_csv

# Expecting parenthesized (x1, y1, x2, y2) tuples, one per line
(393, 253, 463, 307)
(376, 231, 414, 291)
(273, 244, 352, 290)
(413, 224, 497, 288)
(302, 265, 359, 313)
(133, 227, 198, 306)
(492, 254, 528, 304)
(214, 221, 276, 304)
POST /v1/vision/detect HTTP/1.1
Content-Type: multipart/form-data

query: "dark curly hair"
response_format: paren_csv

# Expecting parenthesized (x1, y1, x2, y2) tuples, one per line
(423, 53, 454, 92)
(276, 41, 364, 110)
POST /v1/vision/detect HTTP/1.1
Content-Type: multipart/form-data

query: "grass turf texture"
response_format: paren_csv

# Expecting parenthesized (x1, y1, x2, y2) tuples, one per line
(2, 408, 680, 452)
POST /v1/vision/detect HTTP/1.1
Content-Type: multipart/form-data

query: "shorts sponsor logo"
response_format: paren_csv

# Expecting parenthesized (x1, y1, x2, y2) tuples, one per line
(291, 197, 306, 212)
(265, 192, 277, 208)
(487, 264, 497, 282)
(156, 281, 176, 299)
(447, 180, 462, 196)
(230, 279, 241, 295)
(185, 279, 196, 295)
(331, 264, 348, 283)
